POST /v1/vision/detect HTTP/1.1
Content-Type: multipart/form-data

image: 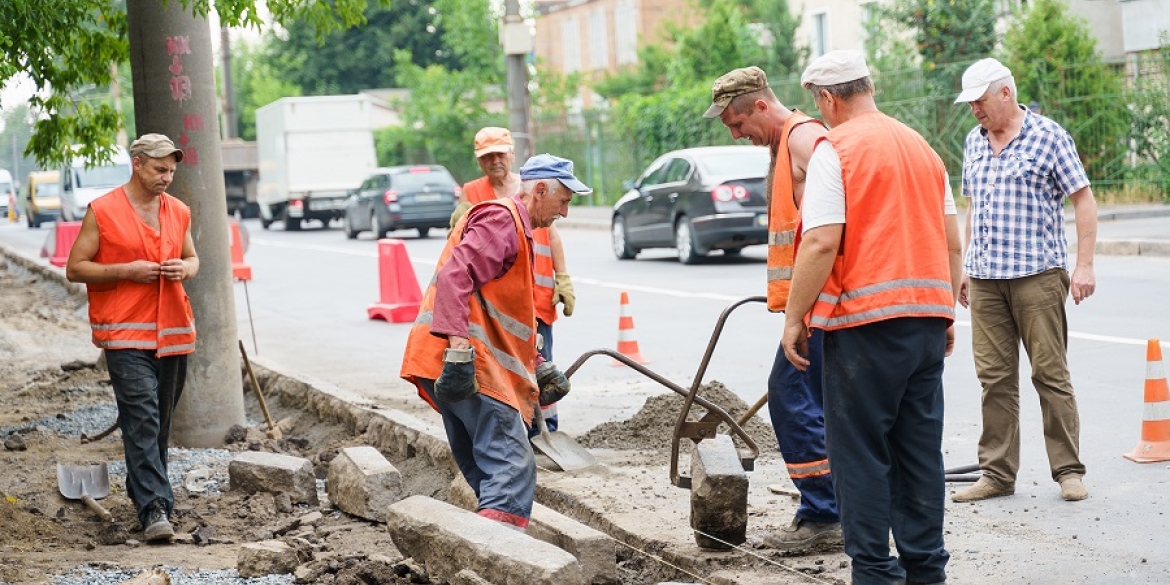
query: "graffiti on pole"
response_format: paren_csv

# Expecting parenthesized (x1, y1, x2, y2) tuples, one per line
(166, 35, 201, 166)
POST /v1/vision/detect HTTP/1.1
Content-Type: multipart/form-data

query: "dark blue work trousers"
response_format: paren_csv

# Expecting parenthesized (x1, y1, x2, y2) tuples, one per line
(419, 379, 536, 525)
(823, 318, 950, 585)
(105, 349, 187, 527)
(767, 328, 839, 523)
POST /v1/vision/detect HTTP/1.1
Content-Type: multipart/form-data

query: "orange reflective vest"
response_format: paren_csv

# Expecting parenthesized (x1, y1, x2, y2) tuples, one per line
(809, 111, 956, 331)
(465, 177, 557, 325)
(399, 198, 540, 424)
(86, 187, 196, 357)
(767, 111, 822, 313)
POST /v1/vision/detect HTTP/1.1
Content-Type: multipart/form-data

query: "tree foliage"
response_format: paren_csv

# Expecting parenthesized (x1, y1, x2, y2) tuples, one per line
(1001, 0, 1127, 182)
(374, 0, 503, 182)
(887, 0, 997, 90)
(264, 1, 456, 96)
(0, 0, 384, 167)
(230, 38, 303, 141)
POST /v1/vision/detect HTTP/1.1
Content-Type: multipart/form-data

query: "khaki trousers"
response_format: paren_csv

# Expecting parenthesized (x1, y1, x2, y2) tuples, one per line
(969, 268, 1085, 487)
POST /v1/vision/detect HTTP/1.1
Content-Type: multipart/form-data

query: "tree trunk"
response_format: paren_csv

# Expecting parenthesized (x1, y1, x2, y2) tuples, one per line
(127, 0, 245, 447)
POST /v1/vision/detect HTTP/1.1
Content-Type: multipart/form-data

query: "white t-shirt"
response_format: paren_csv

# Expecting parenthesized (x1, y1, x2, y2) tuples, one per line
(802, 142, 956, 233)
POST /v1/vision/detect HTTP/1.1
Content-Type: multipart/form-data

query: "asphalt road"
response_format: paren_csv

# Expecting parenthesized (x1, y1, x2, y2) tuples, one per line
(3, 211, 1169, 583)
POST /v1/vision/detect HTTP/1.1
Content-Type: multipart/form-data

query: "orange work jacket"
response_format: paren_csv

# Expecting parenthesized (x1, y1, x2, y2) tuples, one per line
(767, 111, 823, 312)
(465, 176, 557, 325)
(400, 197, 540, 425)
(809, 110, 956, 331)
(87, 187, 196, 357)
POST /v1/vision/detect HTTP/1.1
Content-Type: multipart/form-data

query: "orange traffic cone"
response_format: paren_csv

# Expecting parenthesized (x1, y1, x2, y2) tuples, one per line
(1124, 339, 1170, 463)
(367, 238, 423, 323)
(42, 221, 83, 267)
(229, 220, 252, 282)
(612, 291, 649, 366)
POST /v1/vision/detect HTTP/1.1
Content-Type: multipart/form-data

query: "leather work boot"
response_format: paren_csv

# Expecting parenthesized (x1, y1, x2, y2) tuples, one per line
(952, 477, 1014, 502)
(143, 501, 174, 543)
(763, 517, 843, 552)
(1059, 477, 1089, 501)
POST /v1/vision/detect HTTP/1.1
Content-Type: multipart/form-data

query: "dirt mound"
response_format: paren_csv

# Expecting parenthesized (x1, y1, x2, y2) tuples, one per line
(578, 381, 777, 453)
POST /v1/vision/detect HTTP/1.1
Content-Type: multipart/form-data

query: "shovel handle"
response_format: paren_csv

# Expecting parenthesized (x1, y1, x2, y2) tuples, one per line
(737, 392, 769, 427)
(82, 494, 113, 522)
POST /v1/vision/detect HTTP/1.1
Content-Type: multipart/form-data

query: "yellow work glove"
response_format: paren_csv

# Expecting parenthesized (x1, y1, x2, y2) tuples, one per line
(552, 273, 575, 317)
(449, 201, 472, 228)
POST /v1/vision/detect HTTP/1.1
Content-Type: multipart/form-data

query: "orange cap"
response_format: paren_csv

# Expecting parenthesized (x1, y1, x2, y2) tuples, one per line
(474, 127, 513, 158)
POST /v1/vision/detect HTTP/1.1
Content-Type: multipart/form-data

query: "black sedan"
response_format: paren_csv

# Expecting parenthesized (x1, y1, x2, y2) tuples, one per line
(611, 145, 770, 264)
(343, 165, 460, 239)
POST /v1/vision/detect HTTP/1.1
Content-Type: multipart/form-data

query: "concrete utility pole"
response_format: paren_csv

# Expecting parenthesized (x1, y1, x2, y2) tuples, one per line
(502, 0, 533, 165)
(220, 26, 238, 139)
(127, 0, 246, 447)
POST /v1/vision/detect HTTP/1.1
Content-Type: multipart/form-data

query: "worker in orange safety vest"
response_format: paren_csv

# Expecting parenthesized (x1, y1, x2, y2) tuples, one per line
(782, 51, 962, 585)
(705, 66, 842, 553)
(65, 133, 199, 545)
(451, 127, 575, 435)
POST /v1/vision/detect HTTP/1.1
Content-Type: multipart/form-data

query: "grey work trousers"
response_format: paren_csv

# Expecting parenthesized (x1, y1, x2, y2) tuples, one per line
(969, 268, 1085, 487)
(105, 349, 187, 527)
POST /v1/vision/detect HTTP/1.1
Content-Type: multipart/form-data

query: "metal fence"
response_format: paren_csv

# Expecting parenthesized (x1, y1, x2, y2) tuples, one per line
(533, 54, 1170, 207)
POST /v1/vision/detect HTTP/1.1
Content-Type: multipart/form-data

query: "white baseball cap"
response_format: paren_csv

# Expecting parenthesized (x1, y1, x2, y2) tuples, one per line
(801, 50, 870, 88)
(955, 58, 1014, 103)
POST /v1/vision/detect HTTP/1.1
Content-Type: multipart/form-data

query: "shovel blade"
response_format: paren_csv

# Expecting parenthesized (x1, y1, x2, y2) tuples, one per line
(56, 462, 111, 500)
(531, 430, 599, 472)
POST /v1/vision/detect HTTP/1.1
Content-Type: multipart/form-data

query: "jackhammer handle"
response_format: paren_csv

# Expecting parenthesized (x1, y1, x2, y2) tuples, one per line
(82, 494, 113, 522)
(737, 393, 769, 427)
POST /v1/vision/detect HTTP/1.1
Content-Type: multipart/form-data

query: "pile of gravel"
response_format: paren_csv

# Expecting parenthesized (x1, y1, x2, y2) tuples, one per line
(578, 380, 778, 452)
(49, 565, 294, 585)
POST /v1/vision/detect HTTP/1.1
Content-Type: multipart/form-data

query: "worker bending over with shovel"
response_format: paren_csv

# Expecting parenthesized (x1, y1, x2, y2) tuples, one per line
(400, 154, 591, 530)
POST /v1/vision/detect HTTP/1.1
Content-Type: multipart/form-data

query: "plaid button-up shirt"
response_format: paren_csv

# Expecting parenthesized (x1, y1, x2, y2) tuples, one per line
(961, 107, 1090, 279)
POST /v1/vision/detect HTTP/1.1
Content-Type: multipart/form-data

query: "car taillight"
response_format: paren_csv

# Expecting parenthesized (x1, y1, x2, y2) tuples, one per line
(453, 185, 462, 197)
(408, 167, 431, 174)
(711, 184, 749, 202)
(289, 199, 304, 209)
(383, 190, 399, 205)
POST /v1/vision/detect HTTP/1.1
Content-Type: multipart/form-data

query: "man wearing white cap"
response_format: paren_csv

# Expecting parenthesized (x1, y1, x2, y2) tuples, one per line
(951, 58, 1096, 504)
(782, 50, 961, 585)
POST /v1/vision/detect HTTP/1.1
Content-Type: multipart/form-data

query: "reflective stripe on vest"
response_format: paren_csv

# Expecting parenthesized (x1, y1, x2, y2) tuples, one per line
(809, 111, 955, 331)
(415, 310, 538, 386)
(766, 112, 822, 313)
(786, 458, 831, 479)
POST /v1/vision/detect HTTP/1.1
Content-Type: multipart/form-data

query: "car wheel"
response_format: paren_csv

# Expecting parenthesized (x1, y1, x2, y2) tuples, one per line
(260, 217, 272, 230)
(675, 217, 705, 265)
(417, 227, 430, 238)
(282, 207, 302, 231)
(612, 216, 637, 260)
(343, 213, 360, 239)
(371, 211, 387, 239)
(724, 247, 744, 256)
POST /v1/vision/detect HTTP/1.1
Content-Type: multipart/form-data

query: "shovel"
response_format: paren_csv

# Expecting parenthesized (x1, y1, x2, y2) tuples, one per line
(56, 462, 113, 522)
(529, 406, 598, 472)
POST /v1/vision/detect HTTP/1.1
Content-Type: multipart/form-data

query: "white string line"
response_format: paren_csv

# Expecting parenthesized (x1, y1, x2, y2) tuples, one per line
(534, 462, 841, 585)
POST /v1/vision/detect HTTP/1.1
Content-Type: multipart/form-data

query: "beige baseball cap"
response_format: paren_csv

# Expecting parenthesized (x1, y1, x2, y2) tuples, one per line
(129, 133, 184, 162)
(474, 127, 513, 158)
(703, 66, 770, 118)
(801, 50, 871, 88)
(954, 58, 1013, 103)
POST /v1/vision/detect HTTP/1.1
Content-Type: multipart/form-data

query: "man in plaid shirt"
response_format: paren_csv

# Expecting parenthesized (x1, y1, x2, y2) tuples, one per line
(951, 58, 1098, 504)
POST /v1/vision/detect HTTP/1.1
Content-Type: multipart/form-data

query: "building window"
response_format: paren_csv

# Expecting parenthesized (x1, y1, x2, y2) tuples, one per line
(562, 17, 581, 72)
(615, 0, 638, 65)
(589, 8, 608, 70)
(811, 11, 828, 58)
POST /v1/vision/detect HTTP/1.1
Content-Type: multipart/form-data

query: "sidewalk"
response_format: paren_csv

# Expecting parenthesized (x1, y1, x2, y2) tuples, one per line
(562, 202, 1170, 255)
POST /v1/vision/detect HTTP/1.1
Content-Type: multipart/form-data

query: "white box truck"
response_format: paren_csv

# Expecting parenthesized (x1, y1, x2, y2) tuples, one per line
(60, 145, 132, 222)
(255, 95, 381, 231)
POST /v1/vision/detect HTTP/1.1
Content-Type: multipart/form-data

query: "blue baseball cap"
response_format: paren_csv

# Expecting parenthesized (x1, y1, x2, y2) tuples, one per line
(519, 153, 593, 195)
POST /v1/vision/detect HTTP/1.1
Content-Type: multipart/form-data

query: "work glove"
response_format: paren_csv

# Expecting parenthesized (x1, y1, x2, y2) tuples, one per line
(536, 361, 571, 406)
(449, 201, 472, 229)
(435, 347, 478, 402)
(552, 273, 575, 317)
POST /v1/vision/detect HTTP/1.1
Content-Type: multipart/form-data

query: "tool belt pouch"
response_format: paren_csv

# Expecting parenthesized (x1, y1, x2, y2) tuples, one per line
(536, 361, 571, 406)
(436, 347, 478, 403)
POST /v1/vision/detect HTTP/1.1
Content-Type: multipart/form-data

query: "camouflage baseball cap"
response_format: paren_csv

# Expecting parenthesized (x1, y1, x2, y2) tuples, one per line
(703, 66, 769, 118)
